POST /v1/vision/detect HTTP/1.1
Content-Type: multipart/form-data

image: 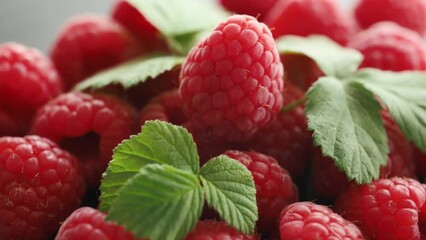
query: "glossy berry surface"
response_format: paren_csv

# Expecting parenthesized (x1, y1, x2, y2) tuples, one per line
(0, 136, 85, 240)
(31, 92, 136, 188)
(180, 15, 284, 142)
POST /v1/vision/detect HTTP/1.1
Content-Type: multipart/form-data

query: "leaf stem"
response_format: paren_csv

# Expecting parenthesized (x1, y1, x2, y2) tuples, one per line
(281, 96, 308, 112)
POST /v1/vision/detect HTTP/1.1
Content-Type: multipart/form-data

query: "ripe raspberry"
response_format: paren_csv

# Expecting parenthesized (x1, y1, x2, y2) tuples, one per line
(0, 43, 62, 136)
(224, 150, 298, 234)
(185, 220, 258, 240)
(139, 89, 186, 126)
(348, 22, 426, 71)
(354, 0, 426, 36)
(180, 15, 284, 142)
(111, 0, 163, 50)
(0, 136, 85, 240)
(265, 0, 357, 45)
(279, 202, 365, 240)
(56, 207, 140, 240)
(50, 14, 144, 90)
(312, 110, 415, 200)
(335, 177, 426, 240)
(419, 185, 426, 236)
(31, 92, 137, 188)
(249, 83, 312, 179)
(219, 0, 278, 21)
(281, 55, 324, 92)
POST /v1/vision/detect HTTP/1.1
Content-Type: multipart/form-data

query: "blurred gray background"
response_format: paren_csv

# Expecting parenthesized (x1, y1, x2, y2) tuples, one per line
(0, 0, 353, 53)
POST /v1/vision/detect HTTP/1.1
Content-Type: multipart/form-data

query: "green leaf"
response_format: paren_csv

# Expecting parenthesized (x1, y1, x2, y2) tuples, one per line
(99, 120, 199, 211)
(353, 68, 426, 152)
(277, 35, 363, 78)
(127, 0, 228, 37)
(305, 76, 388, 184)
(74, 55, 184, 91)
(200, 155, 258, 234)
(107, 164, 203, 240)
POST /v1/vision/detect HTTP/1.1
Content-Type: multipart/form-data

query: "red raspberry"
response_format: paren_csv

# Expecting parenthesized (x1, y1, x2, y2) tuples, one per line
(56, 207, 141, 240)
(335, 177, 426, 240)
(419, 184, 426, 236)
(0, 136, 85, 240)
(180, 15, 284, 142)
(354, 0, 426, 36)
(0, 43, 63, 136)
(279, 202, 365, 240)
(348, 22, 426, 71)
(50, 14, 144, 90)
(139, 89, 186, 126)
(224, 150, 298, 234)
(249, 83, 312, 179)
(185, 220, 258, 240)
(219, 0, 278, 21)
(281, 55, 324, 92)
(31, 92, 137, 188)
(111, 0, 162, 50)
(265, 0, 357, 45)
(313, 111, 415, 200)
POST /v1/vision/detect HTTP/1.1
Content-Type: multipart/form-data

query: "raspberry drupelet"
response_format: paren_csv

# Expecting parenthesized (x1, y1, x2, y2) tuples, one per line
(0, 136, 85, 240)
(31, 92, 137, 188)
(180, 15, 284, 143)
(185, 220, 258, 240)
(0, 42, 63, 136)
(224, 150, 298, 235)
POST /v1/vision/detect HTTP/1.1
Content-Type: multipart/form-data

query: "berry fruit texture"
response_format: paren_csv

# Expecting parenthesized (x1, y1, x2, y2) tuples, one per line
(219, 0, 278, 21)
(279, 202, 365, 240)
(31, 92, 137, 188)
(348, 22, 426, 71)
(0, 42, 63, 136)
(55, 207, 140, 240)
(335, 177, 426, 240)
(224, 150, 298, 234)
(185, 220, 258, 240)
(265, 0, 356, 45)
(0, 136, 85, 240)
(180, 15, 284, 142)
(354, 0, 426, 36)
(50, 14, 143, 90)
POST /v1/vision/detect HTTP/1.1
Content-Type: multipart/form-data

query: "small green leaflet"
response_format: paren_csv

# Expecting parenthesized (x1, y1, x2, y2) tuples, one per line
(127, 0, 228, 37)
(100, 120, 199, 211)
(75, 55, 184, 91)
(306, 77, 388, 184)
(107, 164, 204, 240)
(200, 155, 258, 235)
(277, 35, 363, 78)
(353, 68, 426, 152)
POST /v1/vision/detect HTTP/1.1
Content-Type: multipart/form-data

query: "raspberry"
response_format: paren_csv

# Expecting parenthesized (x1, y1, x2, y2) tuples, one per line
(0, 43, 63, 136)
(185, 220, 258, 240)
(56, 207, 140, 240)
(224, 150, 298, 234)
(111, 0, 163, 50)
(219, 0, 278, 21)
(50, 14, 144, 90)
(419, 184, 426, 236)
(281, 55, 324, 92)
(348, 22, 426, 71)
(31, 92, 137, 188)
(249, 83, 312, 179)
(354, 0, 426, 36)
(335, 177, 426, 240)
(139, 89, 186, 126)
(265, 0, 356, 45)
(279, 202, 365, 240)
(180, 15, 284, 142)
(312, 110, 415, 200)
(0, 136, 85, 240)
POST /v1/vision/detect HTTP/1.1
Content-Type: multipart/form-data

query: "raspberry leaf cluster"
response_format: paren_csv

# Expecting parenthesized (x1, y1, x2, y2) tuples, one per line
(75, 55, 184, 91)
(278, 35, 426, 184)
(100, 120, 258, 240)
